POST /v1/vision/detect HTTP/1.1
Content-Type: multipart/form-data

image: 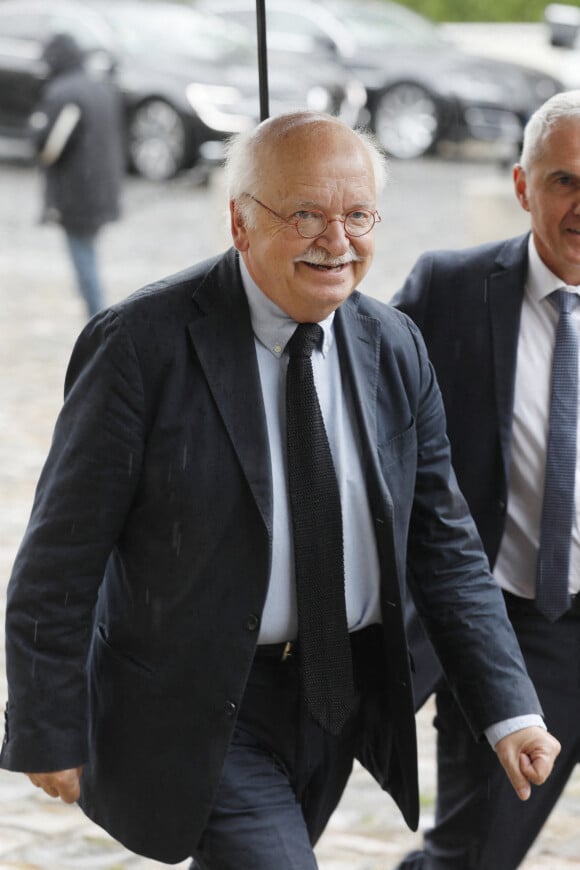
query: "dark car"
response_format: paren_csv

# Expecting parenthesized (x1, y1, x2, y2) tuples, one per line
(0, 0, 362, 180)
(198, 0, 564, 160)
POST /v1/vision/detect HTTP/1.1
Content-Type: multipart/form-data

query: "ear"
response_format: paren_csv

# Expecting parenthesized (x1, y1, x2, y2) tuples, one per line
(230, 200, 249, 252)
(513, 165, 530, 212)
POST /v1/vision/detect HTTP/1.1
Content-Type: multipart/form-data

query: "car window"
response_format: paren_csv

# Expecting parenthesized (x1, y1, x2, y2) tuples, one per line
(105, 5, 253, 64)
(332, 1, 441, 48)
(267, 10, 332, 40)
(261, 10, 347, 56)
(0, 12, 48, 64)
(0, 12, 48, 41)
(47, 13, 113, 54)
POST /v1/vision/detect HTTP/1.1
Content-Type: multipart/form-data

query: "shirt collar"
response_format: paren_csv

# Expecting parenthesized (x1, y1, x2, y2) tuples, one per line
(527, 235, 580, 301)
(239, 255, 335, 358)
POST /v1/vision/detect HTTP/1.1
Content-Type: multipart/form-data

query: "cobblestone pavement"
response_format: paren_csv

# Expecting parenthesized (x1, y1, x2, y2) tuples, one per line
(1, 149, 579, 868)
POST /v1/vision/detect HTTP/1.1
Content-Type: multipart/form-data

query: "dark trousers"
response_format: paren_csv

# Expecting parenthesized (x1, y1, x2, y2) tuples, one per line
(397, 592, 580, 870)
(193, 626, 384, 870)
(64, 231, 105, 318)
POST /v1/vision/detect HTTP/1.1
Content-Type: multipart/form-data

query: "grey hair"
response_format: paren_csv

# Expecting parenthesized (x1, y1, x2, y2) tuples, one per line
(520, 89, 580, 171)
(223, 111, 389, 228)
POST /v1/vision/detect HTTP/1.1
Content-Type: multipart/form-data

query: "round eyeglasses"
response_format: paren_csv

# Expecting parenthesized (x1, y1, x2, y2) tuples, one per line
(246, 194, 381, 239)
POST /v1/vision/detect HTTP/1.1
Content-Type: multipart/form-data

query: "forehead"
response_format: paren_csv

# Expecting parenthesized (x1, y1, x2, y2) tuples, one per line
(256, 122, 376, 204)
(536, 119, 580, 170)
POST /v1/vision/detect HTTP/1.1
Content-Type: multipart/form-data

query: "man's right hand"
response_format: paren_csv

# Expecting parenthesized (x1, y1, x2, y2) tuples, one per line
(496, 727, 560, 800)
(28, 767, 83, 803)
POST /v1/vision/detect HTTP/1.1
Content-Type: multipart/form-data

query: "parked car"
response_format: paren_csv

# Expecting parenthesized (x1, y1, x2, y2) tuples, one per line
(198, 0, 564, 160)
(0, 0, 361, 180)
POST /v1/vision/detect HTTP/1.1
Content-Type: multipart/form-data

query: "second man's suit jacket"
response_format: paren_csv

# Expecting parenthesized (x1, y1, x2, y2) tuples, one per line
(1, 246, 539, 863)
(394, 232, 529, 568)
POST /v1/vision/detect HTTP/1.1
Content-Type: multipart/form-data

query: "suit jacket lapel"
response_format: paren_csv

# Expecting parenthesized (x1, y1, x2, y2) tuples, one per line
(335, 294, 394, 514)
(186, 250, 272, 534)
(488, 234, 528, 479)
(335, 293, 380, 446)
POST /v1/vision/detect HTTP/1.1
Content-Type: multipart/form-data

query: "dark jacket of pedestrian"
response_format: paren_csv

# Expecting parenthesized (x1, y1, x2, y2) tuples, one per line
(30, 33, 124, 236)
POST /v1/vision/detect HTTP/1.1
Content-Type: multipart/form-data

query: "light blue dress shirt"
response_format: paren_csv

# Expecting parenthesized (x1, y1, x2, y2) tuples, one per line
(240, 258, 381, 645)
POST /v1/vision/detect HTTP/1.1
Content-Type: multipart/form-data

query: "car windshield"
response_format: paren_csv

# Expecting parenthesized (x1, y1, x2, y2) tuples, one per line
(105, 4, 254, 63)
(332, 0, 442, 48)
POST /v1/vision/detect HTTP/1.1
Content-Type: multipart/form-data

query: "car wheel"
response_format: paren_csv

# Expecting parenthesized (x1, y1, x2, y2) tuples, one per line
(373, 83, 439, 160)
(128, 100, 188, 181)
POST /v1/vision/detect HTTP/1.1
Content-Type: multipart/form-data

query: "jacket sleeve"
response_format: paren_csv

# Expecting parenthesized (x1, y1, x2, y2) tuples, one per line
(400, 314, 542, 734)
(37, 103, 82, 166)
(1, 309, 146, 772)
(28, 78, 82, 166)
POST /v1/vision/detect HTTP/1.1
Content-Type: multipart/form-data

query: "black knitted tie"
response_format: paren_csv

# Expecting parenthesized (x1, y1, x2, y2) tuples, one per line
(286, 322, 355, 735)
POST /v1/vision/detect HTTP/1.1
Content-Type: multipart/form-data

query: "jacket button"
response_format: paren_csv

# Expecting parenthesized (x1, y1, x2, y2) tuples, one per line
(245, 614, 259, 631)
(497, 500, 506, 514)
(224, 701, 237, 717)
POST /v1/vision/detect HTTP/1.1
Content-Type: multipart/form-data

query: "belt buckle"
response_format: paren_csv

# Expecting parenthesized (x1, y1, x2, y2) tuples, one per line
(282, 641, 294, 661)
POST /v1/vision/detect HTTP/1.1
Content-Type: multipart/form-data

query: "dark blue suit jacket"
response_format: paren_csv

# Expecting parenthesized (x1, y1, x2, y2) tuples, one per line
(394, 233, 528, 566)
(394, 233, 530, 707)
(1, 247, 539, 862)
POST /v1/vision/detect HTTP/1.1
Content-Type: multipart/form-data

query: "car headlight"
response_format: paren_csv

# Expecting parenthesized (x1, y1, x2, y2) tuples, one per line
(305, 86, 333, 113)
(345, 80, 368, 110)
(186, 83, 254, 133)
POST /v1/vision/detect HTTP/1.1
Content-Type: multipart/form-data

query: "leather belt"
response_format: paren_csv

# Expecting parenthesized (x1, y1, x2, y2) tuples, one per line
(254, 640, 297, 662)
(254, 624, 382, 663)
(503, 589, 580, 619)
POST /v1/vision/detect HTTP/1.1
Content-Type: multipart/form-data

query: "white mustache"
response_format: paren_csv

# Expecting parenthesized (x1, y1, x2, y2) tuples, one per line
(294, 247, 364, 267)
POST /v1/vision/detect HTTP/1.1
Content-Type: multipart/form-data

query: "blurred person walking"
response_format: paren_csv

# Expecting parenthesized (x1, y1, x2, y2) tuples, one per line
(29, 32, 124, 318)
(394, 89, 580, 870)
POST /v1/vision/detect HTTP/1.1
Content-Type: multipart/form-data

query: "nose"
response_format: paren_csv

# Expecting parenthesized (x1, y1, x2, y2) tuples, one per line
(316, 217, 350, 254)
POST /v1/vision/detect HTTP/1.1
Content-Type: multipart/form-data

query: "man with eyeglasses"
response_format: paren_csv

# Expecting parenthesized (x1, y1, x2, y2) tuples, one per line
(0, 111, 559, 869)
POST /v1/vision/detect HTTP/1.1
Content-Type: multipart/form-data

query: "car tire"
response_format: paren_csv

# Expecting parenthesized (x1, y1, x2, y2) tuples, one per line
(128, 99, 189, 181)
(373, 82, 440, 160)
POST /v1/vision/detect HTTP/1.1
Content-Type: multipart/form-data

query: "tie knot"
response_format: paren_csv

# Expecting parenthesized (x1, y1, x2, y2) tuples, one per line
(552, 289, 579, 314)
(286, 323, 323, 359)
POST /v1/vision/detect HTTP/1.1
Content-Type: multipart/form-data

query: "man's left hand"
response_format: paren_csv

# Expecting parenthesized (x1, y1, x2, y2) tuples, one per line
(496, 726, 561, 800)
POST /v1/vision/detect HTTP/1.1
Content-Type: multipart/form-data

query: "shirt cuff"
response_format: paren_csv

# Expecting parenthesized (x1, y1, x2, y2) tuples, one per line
(485, 715, 546, 750)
